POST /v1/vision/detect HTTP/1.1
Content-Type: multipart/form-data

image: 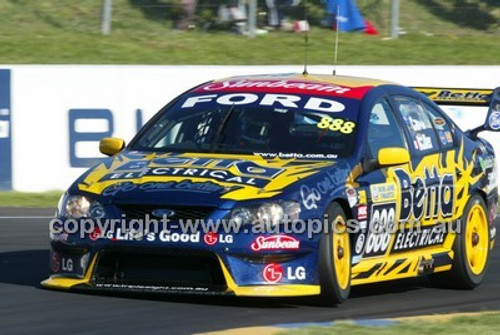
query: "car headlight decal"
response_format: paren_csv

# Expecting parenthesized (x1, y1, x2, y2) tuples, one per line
(230, 201, 301, 226)
(257, 203, 284, 226)
(60, 195, 106, 219)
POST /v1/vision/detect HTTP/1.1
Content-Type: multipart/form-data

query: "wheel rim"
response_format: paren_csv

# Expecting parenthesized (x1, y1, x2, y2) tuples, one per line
(465, 203, 489, 275)
(332, 215, 351, 290)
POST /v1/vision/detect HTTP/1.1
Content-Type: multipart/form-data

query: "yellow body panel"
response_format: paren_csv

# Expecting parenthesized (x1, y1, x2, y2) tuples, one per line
(41, 256, 97, 290)
(217, 257, 320, 297)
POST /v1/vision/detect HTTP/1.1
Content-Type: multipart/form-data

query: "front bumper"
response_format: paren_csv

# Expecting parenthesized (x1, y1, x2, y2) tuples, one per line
(43, 218, 321, 297)
(41, 252, 320, 297)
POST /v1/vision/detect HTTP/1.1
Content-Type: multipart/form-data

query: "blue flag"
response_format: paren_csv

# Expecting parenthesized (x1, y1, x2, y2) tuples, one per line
(324, 0, 366, 32)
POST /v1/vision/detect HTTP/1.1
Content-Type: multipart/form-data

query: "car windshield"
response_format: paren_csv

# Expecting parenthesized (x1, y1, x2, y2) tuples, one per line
(131, 92, 360, 159)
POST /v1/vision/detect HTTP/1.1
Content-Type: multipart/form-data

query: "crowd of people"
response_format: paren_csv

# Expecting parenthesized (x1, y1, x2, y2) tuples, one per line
(176, 0, 303, 32)
(174, 0, 377, 35)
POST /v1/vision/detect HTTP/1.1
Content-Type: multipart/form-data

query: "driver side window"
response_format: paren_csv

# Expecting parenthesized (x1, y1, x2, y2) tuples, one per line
(367, 98, 407, 159)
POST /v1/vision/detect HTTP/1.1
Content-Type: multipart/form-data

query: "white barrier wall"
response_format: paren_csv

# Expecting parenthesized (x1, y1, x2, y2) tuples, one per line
(3, 65, 500, 191)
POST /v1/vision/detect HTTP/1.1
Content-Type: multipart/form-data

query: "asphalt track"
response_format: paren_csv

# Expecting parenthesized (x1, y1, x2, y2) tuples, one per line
(1, 208, 499, 335)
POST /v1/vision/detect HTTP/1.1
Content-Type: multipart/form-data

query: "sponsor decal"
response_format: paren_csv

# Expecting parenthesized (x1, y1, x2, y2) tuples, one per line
(357, 205, 368, 221)
(105, 167, 265, 187)
(346, 187, 358, 207)
(439, 131, 447, 145)
(204, 231, 218, 246)
(198, 79, 352, 95)
(414, 88, 492, 105)
(392, 224, 446, 252)
(262, 264, 306, 283)
(355, 234, 365, 254)
(479, 156, 495, 171)
(102, 181, 229, 197)
(370, 183, 396, 203)
(158, 231, 200, 243)
(263, 263, 284, 283)
(433, 117, 446, 128)
(51, 252, 80, 274)
(203, 232, 233, 246)
(92, 228, 230, 245)
(358, 220, 368, 230)
(394, 167, 454, 221)
(95, 283, 210, 292)
(287, 266, 306, 281)
(181, 93, 346, 113)
(89, 227, 101, 241)
(414, 133, 433, 151)
(488, 111, 500, 130)
(103, 158, 285, 188)
(300, 168, 350, 210)
(445, 131, 453, 143)
(408, 117, 431, 132)
(103, 228, 154, 242)
(250, 235, 300, 251)
(486, 164, 498, 193)
(62, 257, 74, 272)
(51, 252, 61, 272)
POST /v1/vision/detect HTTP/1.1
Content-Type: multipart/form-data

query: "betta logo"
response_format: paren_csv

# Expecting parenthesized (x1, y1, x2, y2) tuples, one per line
(394, 167, 454, 221)
(251, 235, 300, 252)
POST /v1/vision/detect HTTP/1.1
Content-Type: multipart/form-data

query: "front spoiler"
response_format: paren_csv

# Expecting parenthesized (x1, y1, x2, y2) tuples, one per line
(41, 256, 320, 297)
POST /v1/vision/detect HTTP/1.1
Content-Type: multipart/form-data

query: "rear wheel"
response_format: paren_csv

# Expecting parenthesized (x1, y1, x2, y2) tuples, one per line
(318, 203, 351, 305)
(430, 194, 490, 289)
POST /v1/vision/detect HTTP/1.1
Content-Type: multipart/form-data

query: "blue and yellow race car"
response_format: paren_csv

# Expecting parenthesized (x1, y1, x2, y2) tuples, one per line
(43, 74, 500, 305)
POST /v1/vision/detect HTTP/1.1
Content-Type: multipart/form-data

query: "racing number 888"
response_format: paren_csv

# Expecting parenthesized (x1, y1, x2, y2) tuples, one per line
(317, 116, 356, 134)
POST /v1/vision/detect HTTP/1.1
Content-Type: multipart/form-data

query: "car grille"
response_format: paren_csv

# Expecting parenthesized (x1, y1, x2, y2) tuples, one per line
(116, 204, 216, 221)
(93, 248, 226, 290)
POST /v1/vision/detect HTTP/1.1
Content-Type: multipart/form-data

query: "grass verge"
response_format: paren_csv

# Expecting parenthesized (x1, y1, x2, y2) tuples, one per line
(0, 0, 498, 65)
(0, 191, 62, 208)
(279, 312, 500, 335)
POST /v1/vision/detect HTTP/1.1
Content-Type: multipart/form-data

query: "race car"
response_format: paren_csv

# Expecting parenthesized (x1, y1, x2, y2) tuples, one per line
(42, 73, 500, 305)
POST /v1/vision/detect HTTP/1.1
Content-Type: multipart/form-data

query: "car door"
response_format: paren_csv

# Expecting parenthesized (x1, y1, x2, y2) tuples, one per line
(388, 95, 454, 254)
(354, 97, 411, 261)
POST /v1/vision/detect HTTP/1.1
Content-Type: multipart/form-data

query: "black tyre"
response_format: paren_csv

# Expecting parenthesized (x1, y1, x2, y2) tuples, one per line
(430, 194, 490, 289)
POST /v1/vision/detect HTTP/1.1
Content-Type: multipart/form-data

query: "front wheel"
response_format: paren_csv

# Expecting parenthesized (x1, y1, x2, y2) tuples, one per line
(317, 202, 351, 305)
(430, 194, 490, 289)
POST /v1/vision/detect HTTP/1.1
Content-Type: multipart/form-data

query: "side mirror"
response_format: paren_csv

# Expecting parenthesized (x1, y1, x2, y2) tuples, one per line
(469, 87, 500, 138)
(378, 147, 410, 167)
(99, 137, 125, 156)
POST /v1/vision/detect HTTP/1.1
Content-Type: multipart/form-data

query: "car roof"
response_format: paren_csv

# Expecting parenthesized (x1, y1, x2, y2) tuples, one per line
(194, 73, 397, 100)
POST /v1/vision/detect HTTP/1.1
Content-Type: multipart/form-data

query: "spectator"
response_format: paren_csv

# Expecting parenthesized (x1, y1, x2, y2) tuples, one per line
(218, 0, 247, 34)
(265, 0, 300, 30)
(176, 0, 197, 30)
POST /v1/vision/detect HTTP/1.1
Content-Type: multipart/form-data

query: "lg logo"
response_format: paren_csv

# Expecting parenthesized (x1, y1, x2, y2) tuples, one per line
(262, 264, 306, 283)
